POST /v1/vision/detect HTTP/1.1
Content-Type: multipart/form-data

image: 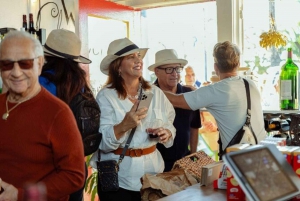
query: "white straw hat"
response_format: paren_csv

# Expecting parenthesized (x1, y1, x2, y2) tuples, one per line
(43, 29, 91, 64)
(100, 38, 148, 75)
(148, 49, 188, 71)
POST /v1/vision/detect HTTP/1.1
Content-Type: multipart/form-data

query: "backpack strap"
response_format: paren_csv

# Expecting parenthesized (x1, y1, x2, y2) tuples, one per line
(244, 78, 251, 126)
(218, 78, 257, 159)
(242, 79, 258, 144)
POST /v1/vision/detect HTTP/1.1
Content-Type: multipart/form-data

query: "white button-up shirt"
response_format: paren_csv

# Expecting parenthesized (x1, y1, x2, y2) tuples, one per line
(90, 85, 176, 191)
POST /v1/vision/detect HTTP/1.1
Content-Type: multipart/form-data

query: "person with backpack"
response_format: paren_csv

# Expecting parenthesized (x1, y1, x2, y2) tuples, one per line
(39, 29, 100, 201)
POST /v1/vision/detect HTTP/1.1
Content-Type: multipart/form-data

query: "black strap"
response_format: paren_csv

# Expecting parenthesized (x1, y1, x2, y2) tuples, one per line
(218, 78, 257, 159)
(118, 83, 143, 164)
(242, 79, 258, 144)
(243, 78, 251, 126)
(114, 44, 139, 56)
(44, 44, 79, 60)
(98, 83, 143, 165)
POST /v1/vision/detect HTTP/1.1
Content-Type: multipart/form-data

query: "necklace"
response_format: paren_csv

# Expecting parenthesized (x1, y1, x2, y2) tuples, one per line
(2, 98, 29, 120)
(2, 88, 41, 120)
(127, 82, 142, 100)
(127, 94, 138, 100)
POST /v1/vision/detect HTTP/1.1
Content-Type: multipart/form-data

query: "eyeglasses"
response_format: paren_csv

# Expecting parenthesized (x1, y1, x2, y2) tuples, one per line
(157, 66, 183, 74)
(0, 57, 38, 71)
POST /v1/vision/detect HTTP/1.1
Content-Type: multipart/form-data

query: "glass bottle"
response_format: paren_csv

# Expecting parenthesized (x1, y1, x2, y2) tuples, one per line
(280, 48, 299, 110)
(28, 13, 36, 35)
(22, 14, 28, 32)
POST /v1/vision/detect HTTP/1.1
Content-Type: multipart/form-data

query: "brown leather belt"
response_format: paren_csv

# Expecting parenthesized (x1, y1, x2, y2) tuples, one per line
(113, 145, 156, 157)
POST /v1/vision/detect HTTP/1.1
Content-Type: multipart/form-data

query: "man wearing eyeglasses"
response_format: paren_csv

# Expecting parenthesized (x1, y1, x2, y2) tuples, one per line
(148, 49, 201, 172)
(0, 31, 85, 200)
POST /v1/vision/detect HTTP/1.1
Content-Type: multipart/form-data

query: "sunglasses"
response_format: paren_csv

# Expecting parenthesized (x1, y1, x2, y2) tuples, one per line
(157, 66, 183, 74)
(0, 57, 38, 71)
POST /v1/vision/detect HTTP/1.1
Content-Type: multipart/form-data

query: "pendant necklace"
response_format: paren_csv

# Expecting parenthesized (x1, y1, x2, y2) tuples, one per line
(2, 98, 29, 120)
(2, 88, 41, 120)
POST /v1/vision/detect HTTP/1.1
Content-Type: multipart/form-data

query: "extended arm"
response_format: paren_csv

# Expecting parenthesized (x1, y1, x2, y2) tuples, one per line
(163, 91, 191, 109)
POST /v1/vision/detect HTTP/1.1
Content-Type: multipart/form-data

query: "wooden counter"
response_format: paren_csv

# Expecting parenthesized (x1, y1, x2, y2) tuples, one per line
(157, 183, 226, 201)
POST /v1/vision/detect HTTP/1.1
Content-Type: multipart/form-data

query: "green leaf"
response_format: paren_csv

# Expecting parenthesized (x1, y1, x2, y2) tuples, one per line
(84, 154, 98, 201)
(91, 187, 98, 201)
(85, 174, 93, 192)
(85, 171, 98, 200)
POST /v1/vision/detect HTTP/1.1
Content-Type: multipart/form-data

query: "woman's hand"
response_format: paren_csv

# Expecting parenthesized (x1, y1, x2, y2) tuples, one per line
(152, 128, 172, 143)
(114, 101, 148, 138)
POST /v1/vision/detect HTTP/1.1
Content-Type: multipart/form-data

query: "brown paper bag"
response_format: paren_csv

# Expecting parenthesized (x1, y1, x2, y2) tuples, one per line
(140, 169, 198, 201)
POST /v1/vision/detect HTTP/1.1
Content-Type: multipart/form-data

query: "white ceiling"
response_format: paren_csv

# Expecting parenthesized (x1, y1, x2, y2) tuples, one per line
(109, 0, 213, 10)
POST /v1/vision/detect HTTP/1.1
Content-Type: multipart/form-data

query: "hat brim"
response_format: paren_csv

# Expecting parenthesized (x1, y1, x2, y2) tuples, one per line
(148, 59, 188, 72)
(43, 47, 92, 64)
(100, 48, 148, 75)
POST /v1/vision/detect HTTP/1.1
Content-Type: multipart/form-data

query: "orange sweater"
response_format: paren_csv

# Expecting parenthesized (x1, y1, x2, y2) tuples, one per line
(0, 88, 85, 201)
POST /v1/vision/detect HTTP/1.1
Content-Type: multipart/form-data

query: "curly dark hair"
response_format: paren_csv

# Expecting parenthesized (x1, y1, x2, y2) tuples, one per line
(213, 41, 240, 73)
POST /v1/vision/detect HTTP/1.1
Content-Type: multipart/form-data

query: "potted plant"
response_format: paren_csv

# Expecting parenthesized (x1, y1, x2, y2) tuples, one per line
(85, 155, 98, 201)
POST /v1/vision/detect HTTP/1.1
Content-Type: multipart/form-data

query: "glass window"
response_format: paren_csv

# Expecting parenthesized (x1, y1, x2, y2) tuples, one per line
(243, 0, 300, 110)
(144, 2, 217, 84)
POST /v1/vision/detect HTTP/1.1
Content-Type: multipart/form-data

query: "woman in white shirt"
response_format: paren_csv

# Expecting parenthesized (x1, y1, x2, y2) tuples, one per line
(94, 38, 176, 201)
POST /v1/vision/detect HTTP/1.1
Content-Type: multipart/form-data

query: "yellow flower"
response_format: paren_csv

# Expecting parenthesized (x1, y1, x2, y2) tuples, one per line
(259, 30, 287, 49)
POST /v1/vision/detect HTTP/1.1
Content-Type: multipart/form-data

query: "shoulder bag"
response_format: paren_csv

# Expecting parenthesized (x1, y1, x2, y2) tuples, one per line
(97, 127, 137, 192)
(97, 83, 143, 192)
(218, 78, 258, 159)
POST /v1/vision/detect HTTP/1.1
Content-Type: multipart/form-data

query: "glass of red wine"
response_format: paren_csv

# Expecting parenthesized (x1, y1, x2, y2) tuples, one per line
(145, 120, 163, 139)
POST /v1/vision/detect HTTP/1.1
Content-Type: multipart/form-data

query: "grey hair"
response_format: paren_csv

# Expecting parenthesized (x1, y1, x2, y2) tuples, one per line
(0, 30, 44, 57)
(185, 66, 194, 71)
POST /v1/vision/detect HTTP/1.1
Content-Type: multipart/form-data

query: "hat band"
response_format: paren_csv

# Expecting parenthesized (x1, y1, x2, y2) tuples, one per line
(44, 44, 79, 60)
(114, 44, 139, 56)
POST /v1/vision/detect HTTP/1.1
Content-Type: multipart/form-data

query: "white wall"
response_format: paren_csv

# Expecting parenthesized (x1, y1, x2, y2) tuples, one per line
(0, 0, 78, 38)
(0, 0, 28, 30)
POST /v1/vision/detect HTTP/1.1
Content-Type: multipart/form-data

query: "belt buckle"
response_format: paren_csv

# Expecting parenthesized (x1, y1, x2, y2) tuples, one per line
(129, 148, 143, 157)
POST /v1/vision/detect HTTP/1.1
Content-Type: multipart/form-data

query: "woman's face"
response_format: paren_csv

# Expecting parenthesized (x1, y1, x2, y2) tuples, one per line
(119, 52, 143, 80)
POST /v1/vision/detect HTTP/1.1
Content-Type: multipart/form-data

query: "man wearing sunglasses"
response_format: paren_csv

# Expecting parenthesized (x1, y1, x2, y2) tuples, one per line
(0, 31, 85, 201)
(148, 49, 201, 172)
